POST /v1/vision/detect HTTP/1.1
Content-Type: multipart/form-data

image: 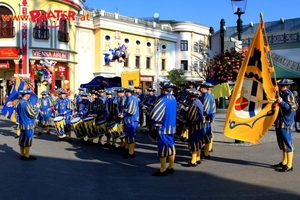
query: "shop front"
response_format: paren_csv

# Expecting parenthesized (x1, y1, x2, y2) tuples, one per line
(30, 49, 75, 97)
(140, 76, 154, 93)
(0, 47, 23, 99)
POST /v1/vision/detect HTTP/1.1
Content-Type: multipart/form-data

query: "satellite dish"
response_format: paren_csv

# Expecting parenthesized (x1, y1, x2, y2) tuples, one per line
(153, 12, 159, 22)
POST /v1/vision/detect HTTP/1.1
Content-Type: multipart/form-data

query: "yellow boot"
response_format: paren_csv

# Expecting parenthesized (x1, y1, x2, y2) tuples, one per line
(286, 152, 294, 169)
(282, 151, 288, 165)
(20, 146, 25, 156)
(160, 157, 167, 172)
(196, 150, 201, 163)
(204, 143, 211, 159)
(24, 147, 36, 160)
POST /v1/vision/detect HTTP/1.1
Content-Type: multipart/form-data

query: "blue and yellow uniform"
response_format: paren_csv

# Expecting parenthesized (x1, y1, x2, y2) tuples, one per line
(55, 90, 73, 140)
(199, 82, 216, 158)
(37, 91, 53, 135)
(75, 88, 84, 109)
(17, 90, 39, 160)
(151, 81, 177, 176)
(182, 89, 203, 167)
(134, 86, 144, 130)
(76, 93, 90, 118)
(121, 88, 139, 158)
(274, 79, 297, 172)
(143, 88, 157, 132)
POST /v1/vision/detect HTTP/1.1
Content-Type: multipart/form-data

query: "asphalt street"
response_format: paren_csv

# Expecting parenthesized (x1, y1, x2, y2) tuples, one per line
(1, 107, 300, 200)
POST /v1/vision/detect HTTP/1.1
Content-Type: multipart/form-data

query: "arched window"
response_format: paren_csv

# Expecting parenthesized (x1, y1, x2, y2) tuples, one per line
(33, 11, 49, 39)
(58, 18, 69, 42)
(0, 6, 15, 38)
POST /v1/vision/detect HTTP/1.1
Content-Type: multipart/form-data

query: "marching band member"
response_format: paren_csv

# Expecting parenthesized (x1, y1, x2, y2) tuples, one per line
(150, 81, 177, 176)
(17, 89, 40, 160)
(177, 82, 189, 103)
(182, 89, 203, 167)
(274, 79, 297, 172)
(75, 92, 92, 143)
(199, 82, 216, 159)
(75, 88, 84, 109)
(14, 94, 22, 138)
(54, 89, 73, 141)
(143, 87, 157, 133)
(118, 87, 139, 158)
(134, 86, 144, 132)
(113, 87, 126, 150)
(37, 91, 53, 135)
(100, 89, 115, 147)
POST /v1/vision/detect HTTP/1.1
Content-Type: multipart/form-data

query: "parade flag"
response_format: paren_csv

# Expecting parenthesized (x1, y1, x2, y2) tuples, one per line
(2, 76, 37, 122)
(224, 17, 279, 144)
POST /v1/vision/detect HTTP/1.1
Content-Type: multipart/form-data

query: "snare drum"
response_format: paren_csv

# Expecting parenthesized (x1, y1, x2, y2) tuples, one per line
(106, 121, 120, 140)
(83, 117, 98, 139)
(95, 120, 107, 136)
(53, 116, 66, 138)
(116, 123, 126, 139)
(71, 117, 86, 139)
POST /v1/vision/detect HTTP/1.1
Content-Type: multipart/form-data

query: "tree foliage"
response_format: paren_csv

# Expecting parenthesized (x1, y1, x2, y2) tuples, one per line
(209, 47, 248, 83)
(166, 69, 186, 86)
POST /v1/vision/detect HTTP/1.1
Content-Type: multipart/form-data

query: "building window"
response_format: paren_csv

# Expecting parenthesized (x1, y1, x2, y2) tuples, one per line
(161, 59, 166, 70)
(180, 40, 188, 51)
(105, 61, 110, 66)
(181, 60, 188, 71)
(161, 44, 167, 51)
(124, 38, 129, 44)
(136, 40, 141, 45)
(105, 35, 111, 41)
(0, 6, 15, 38)
(194, 60, 198, 71)
(135, 56, 140, 68)
(124, 56, 129, 67)
(58, 19, 69, 42)
(146, 57, 151, 69)
(146, 41, 151, 47)
(199, 61, 204, 71)
(194, 40, 204, 53)
(33, 15, 49, 40)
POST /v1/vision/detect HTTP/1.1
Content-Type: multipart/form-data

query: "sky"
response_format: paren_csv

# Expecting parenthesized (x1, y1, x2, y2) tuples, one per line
(85, 0, 299, 31)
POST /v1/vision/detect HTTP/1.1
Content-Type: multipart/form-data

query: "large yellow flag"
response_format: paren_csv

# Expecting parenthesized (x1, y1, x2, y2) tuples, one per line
(224, 19, 279, 144)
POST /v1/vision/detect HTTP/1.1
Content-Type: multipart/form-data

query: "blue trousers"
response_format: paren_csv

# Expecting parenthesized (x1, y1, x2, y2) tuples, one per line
(157, 133, 176, 157)
(19, 129, 34, 147)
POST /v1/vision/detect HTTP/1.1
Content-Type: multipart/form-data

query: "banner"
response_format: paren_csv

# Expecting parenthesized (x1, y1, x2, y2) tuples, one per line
(224, 20, 279, 144)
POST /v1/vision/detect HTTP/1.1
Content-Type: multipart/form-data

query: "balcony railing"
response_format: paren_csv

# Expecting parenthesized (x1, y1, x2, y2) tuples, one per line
(33, 28, 49, 40)
(0, 26, 15, 38)
(58, 31, 70, 43)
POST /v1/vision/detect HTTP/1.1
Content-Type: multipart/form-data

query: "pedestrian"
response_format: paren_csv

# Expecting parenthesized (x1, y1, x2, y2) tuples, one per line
(273, 79, 297, 172)
(182, 89, 204, 167)
(17, 89, 40, 160)
(118, 87, 139, 158)
(150, 81, 177, 176)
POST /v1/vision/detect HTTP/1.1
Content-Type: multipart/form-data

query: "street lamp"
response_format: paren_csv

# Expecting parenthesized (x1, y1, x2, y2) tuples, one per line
(231, 0, 247, 144)
(231, 0, 247, 41)
(18, 48, 23, 75)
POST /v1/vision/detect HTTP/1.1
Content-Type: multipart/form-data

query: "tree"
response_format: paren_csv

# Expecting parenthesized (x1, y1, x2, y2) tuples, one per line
(209, 47, 248, 83)
(191, 54, 211, 82)
(166, 69, 186, 86)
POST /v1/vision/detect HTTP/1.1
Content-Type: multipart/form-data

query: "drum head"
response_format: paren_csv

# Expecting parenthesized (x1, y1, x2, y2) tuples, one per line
(71, 117, 81, 123)
(83, 117, 94, 122)
(53, 116, 64, 122)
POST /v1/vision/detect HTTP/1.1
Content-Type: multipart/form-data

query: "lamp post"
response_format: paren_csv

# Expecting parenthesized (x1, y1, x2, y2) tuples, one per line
(219, 19, 227, 109)
(18, 48, 23, 75)
(231, 0, 247, 144)
(231, 0, 247, 41)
